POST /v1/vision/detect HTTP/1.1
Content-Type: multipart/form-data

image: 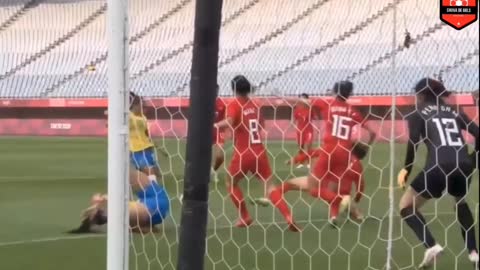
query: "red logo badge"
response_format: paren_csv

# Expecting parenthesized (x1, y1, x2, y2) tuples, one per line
(440, 0, 478, 30)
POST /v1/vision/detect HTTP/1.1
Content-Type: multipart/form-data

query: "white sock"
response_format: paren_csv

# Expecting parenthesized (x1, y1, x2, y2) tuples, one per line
(148, 174, 157, 182)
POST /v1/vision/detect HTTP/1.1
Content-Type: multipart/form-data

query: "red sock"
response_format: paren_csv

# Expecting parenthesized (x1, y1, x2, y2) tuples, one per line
(269, 187, 293, 223)
(317, 188, 336, 202)
(281, 182, 295, 193)
(293, 151, 308, 165)
(229, 185, 250, 220)
(329, 197, 341, 219)
(310, 186, 342, 219)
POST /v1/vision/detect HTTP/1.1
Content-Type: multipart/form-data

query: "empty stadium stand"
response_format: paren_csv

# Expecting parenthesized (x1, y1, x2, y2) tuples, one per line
(0, 0, 478, 98)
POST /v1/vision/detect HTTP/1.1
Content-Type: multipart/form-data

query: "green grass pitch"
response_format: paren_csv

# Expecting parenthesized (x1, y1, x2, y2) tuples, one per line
(0, 137, 477, 270)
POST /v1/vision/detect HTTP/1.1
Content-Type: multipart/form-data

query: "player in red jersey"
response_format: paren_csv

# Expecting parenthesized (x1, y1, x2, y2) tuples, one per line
(287, 93, 315, 168)
(323, 152, 365, 220)
(269, 81, 376, 231)
(214, 75, 273, 227)
(211, 85, 227, 182)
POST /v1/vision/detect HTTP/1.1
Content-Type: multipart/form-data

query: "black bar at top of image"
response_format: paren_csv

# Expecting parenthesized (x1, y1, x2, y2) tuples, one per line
(440, 6, 478, 15)
(176, 0, 223, 270)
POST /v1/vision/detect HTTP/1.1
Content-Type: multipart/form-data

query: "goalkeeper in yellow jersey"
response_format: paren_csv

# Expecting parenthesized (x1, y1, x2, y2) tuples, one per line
(129, 92, 162, 182)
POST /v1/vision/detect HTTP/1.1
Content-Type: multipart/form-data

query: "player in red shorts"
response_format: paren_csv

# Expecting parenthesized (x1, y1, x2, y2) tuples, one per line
(324, 153, 365, 221)
(287, 93, 315, 168)
(214, 75, 274, 227)
(269, 81, 376, 231)
(211, 85, 227, 182)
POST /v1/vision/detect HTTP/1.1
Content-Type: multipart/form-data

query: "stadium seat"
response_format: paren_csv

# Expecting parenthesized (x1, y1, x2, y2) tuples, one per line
(0, 0, 478, 98)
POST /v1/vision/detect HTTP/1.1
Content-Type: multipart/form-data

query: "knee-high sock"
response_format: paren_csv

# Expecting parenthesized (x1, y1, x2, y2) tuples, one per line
(269, 186, 293, 223)
(229, 185, 250, 221)
(293, 149, 315, 165)
(456, 202, 478, 252)
(292, 151, 307, 165)
(400, 207, 436, 248)
(310, 186, 342, 219)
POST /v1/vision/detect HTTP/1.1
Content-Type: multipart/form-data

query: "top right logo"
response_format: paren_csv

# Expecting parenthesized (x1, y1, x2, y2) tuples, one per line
(440, 0, 478, 30)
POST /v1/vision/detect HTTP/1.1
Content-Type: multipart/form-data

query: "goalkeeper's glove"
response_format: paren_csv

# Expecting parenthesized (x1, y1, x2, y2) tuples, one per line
(397, 168, 409, 189)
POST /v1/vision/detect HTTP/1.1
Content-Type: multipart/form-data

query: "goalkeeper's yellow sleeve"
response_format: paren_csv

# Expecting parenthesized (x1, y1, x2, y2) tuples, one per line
(397, 168, 409, 189)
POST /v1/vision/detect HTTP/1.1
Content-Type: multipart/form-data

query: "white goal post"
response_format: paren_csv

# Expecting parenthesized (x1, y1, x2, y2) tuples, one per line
(106, 0, 130, 270)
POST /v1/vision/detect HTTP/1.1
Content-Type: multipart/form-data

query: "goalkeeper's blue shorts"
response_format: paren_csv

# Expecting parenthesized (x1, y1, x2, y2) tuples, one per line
(130, 147, 157, 170)
(137, 181, 170, 225)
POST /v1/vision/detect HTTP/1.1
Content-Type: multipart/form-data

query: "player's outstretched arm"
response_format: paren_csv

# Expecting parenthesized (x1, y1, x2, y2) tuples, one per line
(214, 116, 234, 130)
(458, 112, 479, 167)
(398, 113, 423, 188)
(351, 107, 376, 145)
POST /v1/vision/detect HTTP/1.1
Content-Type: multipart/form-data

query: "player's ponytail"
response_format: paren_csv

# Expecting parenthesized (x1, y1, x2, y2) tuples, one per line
(129, 91, 142, 109)
(231, 75, 253, 96)
(298, 93, 309, 99)
(414, 78, 450, 103)
(332, 80, 353, 100)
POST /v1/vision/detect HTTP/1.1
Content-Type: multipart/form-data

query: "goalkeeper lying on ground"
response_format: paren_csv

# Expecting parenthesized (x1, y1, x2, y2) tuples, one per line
(69, 167, 170, 234)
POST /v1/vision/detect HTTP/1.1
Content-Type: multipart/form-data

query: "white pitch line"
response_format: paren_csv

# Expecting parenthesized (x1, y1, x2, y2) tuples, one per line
(0, 234, 105, 247)
(0, 218, 321, 248)
(0, 212, 461, 248)
(0, 176, 101, 183)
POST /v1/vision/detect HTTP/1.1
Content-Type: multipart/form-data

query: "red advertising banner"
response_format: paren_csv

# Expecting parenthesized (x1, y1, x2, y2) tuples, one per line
(0, 119, 476, 144)
(0, 94, 476, 108)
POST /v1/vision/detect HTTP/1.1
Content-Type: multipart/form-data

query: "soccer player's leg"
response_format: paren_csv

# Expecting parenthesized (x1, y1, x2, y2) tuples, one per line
(301, 131, 314, 168)
(312, 176, 343, 226)
(337, 177, 352, 214)
(127, 168, 170, 232)
(341, 159, 365, 221)
(226, 152, 252, 227)
(399, 169, 444, 268)
(131, 147, 162, 182)
(70, 169, 170, 234)
(286, 131, 301, 166)
(251, 149, 274, 206)
(312, 147, 355, 224)
(211, 136, 225, 183)
(289, 131, 313, 168)
(448, 165, 478, 264)
(269, 176, 307, 232)
(134, 181, 170, 233)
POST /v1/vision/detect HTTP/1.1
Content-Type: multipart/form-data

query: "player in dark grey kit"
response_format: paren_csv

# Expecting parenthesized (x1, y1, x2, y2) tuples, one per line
(397, 78, 479, 268)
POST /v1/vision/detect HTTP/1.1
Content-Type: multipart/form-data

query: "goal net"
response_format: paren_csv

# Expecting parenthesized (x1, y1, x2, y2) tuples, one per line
(0, 0, 478, 270)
